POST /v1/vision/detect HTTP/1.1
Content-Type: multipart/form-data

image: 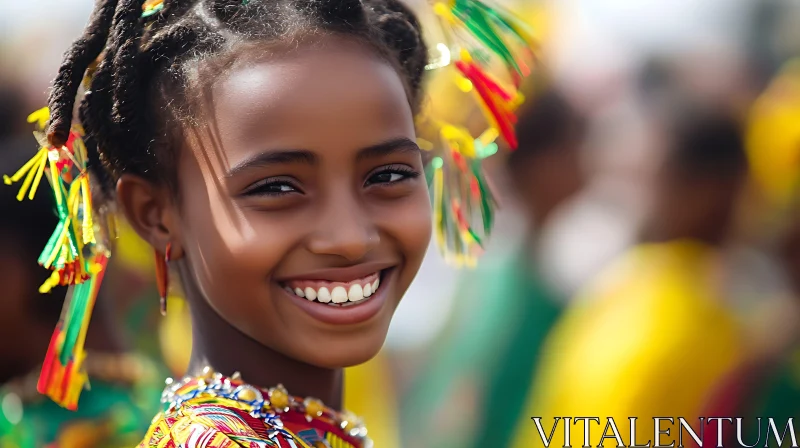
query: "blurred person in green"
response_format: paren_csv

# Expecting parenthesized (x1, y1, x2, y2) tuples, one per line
(0, 139, 161, 448)
(515, 99, 749, 447)
(400, 86, 587, 448)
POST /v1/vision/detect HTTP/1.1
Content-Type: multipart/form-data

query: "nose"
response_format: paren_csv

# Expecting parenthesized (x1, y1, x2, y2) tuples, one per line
(306, 194, 379, 262)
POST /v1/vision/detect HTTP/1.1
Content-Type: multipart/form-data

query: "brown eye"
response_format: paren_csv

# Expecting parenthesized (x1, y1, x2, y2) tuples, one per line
(243, 178, 302, 196)
(365, 165, 420, 187)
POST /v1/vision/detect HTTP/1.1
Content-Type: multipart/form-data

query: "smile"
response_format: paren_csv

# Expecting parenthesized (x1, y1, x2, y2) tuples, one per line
(281, 272, 382, 307)
(278, 266, 396, 326)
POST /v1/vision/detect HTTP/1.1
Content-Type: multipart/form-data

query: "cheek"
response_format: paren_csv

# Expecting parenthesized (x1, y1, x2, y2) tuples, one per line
(378, 188, 432, 269)
(176, 155, 294, 314)
(184, 197, 304, 274)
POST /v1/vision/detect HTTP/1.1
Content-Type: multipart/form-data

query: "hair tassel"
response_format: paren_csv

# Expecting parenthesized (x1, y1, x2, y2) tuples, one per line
(4, 107, 110, 410)
(423, 0, 535, 265)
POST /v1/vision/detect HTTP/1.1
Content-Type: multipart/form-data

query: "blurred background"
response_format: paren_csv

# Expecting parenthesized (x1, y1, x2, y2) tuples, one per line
(1, 0, 800, 447)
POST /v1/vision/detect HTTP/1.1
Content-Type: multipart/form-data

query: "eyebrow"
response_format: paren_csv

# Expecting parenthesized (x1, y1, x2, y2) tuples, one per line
(226, 150, 317, 178)
(226, 137, 420, 178)
(356, 137, 421, 161)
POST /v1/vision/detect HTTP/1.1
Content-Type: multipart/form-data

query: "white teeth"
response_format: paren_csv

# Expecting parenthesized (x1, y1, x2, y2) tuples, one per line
(331, 286, 348, 304)
(317, 287, 331, 303)
(285, 272, 384, 305)
(348, 284, 364, 302)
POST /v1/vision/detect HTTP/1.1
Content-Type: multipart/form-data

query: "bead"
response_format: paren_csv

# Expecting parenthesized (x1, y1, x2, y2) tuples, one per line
(238, 389, 257, 401)
(269, 385, 290, 409)
(304, 397, 324, 417)
(340, 410, 363, 433)
(158, 373, 369, 445)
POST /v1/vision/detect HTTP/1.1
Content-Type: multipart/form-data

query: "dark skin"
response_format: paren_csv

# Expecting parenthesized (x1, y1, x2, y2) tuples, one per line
(117, 37, 432, 408)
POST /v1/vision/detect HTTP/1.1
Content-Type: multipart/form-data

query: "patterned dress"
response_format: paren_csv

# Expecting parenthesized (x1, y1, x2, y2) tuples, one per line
(139, 369, 372, 448)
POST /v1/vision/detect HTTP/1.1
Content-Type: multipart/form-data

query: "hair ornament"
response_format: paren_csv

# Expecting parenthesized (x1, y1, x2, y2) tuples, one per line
(3, 107, 111, 410)
(422, 0, 537, 266)
(142, 0, 165, 18)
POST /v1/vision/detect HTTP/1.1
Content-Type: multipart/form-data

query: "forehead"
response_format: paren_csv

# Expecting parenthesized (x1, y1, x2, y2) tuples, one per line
(202, 38, 415, 166)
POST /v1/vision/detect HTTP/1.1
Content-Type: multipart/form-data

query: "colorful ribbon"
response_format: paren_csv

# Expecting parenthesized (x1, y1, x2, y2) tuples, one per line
(422, 0, 536, 265)
(4, 107, 110, 410)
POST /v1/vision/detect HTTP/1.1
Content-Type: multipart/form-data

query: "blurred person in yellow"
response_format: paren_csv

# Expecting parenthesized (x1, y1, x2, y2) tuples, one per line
(743, 60, 800, 425)
(0, 138, 162, 448)
(698, 59, 800, 446)
(400, 86, 587, 448)
(513, 100, 749, 448)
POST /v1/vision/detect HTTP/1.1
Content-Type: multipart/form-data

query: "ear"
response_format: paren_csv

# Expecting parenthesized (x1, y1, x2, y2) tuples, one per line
(116, 175, 183, 258)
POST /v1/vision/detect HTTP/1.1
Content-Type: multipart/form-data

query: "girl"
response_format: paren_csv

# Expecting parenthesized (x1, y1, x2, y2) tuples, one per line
(7, 0, 533, 445)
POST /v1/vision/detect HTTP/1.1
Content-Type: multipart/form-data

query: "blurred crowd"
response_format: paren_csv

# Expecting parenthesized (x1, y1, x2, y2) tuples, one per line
(2, 0, 800, 447)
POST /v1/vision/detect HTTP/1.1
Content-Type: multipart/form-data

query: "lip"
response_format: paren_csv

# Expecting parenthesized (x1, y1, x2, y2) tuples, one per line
(280, 268, 395, 326)
(275, 261, 397, 283)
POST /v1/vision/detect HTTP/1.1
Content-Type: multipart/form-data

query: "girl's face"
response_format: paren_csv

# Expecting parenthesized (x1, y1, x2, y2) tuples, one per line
(168, 38, 430, 367)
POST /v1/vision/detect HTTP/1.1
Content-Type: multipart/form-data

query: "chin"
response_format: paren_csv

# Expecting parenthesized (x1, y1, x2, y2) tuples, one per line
(303, 329, 390, 369)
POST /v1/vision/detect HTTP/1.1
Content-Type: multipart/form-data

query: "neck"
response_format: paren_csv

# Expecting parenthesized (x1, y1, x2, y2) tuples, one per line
(181, 268, 343, 409)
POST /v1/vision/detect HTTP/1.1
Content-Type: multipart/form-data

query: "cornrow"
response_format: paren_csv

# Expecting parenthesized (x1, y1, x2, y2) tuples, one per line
(46, 0, 119, 148)
(48, 0, 428, 194)
(110, 0, 146, 144)
(370, 0, 426, 92)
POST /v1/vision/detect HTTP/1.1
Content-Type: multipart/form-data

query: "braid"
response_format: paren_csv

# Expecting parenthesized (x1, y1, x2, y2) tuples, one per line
(313, 0, 366, 27)
(50, 0, 429, 195)
(158, 0, 197, 23)
(46, 0, 119, 148)
(368, 0, 427, 97)
(143, 25, 201, 66)
(110, 0, 147, 146)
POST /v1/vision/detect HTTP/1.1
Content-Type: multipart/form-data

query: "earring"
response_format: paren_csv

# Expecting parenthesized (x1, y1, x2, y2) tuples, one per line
(155, 242, 172, 316)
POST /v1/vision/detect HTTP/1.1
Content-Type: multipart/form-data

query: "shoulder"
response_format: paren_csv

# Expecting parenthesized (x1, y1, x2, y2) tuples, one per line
(138, 399, 303, 448)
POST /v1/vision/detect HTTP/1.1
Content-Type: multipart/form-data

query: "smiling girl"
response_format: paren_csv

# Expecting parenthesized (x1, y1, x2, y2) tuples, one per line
(5, 0, 533, 445)
(42, 0, 430, 444)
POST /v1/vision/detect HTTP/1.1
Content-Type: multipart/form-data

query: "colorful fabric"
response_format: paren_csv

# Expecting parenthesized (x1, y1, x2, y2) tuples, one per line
(400, 248, 563, 448)
(512, 241, 743, 448)
(0, 366, 162, 448)
(139, 372, 371, 448)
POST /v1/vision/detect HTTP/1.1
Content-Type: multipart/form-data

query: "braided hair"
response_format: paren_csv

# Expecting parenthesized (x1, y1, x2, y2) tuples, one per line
(46, 0, 428, 195)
